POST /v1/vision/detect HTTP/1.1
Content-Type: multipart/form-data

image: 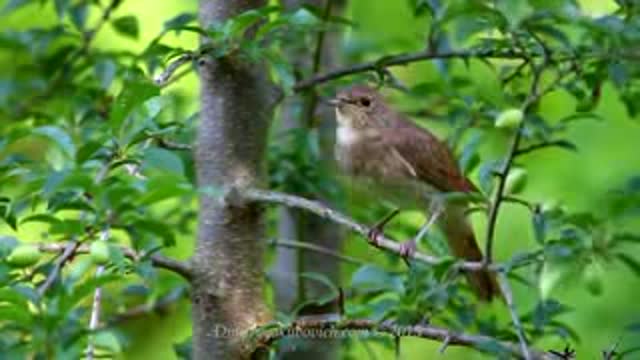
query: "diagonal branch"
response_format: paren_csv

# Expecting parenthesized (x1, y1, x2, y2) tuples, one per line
(268, 238, 366, 266)
(241, 188, 504, 273)
(250, 318, 554, 359)
(37, 242, 192, 280)
(497, 273, 532, 360)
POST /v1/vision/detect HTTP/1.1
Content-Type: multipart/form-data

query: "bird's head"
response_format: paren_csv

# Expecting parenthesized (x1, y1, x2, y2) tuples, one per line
(329, 85, 391, 129)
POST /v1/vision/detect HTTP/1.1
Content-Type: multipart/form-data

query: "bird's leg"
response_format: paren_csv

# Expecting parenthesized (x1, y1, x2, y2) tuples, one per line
(367, 208, 400, 245)
(399, 201, 444, 258)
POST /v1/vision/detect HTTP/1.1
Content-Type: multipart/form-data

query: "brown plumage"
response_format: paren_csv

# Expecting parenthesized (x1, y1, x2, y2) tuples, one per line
(332, 85, 500, 301)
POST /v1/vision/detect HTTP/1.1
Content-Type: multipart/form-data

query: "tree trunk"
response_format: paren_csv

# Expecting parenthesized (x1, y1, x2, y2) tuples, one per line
(193, 1, 272, 358)
(272, 1, 346, 359)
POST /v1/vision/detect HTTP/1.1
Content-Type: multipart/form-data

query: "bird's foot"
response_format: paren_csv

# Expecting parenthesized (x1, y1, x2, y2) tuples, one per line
(366, 208, 400, 245)
(398, 239, 417, 259)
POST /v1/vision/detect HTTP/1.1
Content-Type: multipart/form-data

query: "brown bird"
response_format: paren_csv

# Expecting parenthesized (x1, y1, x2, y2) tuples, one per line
(330, 85, 500, 301)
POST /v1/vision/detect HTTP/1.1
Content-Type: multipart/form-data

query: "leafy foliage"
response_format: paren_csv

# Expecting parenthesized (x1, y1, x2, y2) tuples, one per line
(1, 0, 640, 358)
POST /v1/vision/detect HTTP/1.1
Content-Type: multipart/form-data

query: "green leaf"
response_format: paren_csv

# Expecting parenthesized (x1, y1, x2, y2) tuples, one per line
(406, 0, 434, 17)
(221, 6, 281, 40)
(0, 203, 17, 230)
(1, 0, 30, 15)
(70, 3, 88, 30)
(33, 126, 76, 158)
(351, 265, 402, 293)
(300, 272, 339, 301)
(617, 253, 640, 277)
(76, 140, 106, 165)
(532, 209, 546, 244)
(130, 219, 176, 247)
(93, 330, 123, 353)
(173, 337, 192, 360)
(111, 16, 139, 39)
(163, 13, 197, 32)
(143, 147, 185, 176)
(20, 213, 62, 227)
(54, 0, 70, 19)
(94, 59, 117, 89)
(139, 174, 192, 205)
(0, 236, 18, 258)
(110, 79, 160, 131)
(62, 274, 121, 313)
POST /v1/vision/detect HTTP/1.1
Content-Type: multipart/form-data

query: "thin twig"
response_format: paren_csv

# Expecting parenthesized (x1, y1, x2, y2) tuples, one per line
(241, 188, 504, 273)
(300, 0, 334, 127)
(268, 238, 366, 266)
(293, 48, 527, 92)
(497, 273, 532, 360)
(251, 318, 553, 359)
(86, 229, 110, 360)
(37, 241, 80, 296)
(37, 242, 192, 280)
(483, 55, 549, 265)
(153, 53, 195, 86)
(155, 137, 193, 151)
(515, 140, 576, 158)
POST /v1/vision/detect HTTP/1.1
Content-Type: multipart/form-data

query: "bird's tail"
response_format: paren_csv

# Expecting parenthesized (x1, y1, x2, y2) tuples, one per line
(440, 205, 501, 301)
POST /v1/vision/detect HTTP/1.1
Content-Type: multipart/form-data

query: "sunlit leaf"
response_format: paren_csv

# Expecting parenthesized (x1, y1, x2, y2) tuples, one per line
(112, 16, 140, 39)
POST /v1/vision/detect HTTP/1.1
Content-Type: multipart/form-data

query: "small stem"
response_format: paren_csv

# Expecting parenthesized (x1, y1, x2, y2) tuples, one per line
(86, 229, 110, 360)
(269, 238, 366, 266)
(497, 273, 532, 360)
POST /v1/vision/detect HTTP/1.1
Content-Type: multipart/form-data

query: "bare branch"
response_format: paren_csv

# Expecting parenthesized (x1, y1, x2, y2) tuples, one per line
(87, 230, 110, 360)
(241, 188, 502, 273)
(293, 48, 527, 92)
(153, 53, 196, 87)
(268, 238, 366, 266)
(497, 273, 532, 360)
(483, 51, 560, 264)
(155, 137, 193, 151)
(37, 242, 192, 280)
(515, 140, 577, 158)
(250, 318, 554, 359)
(37, 241, 80, 296)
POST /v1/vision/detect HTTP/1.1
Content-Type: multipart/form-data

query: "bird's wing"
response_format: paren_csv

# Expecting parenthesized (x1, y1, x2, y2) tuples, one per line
(376, 126, 477, 193)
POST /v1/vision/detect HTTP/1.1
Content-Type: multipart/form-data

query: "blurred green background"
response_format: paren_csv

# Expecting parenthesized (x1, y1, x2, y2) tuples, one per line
(2, 0, 640, 358)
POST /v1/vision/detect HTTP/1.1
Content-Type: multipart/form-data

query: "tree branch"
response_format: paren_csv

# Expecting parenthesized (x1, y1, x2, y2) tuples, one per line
(268, 238, 366, 266)
(515, 140, 577, 158)
(153, 53, 195, 87)
(37, 240, 80, 296)
(292, 48, 527, 92)
(483, 49, 557, 264)
(497, 273, 532, 360)
(86, 229, 110, 360)
(37, 242, 192, 280)
(250, 318, 554, 359)
(241, 188, 504, 273)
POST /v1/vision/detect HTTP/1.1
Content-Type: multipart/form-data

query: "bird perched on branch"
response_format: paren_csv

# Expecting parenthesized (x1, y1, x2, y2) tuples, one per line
(329, 85, 500, 301)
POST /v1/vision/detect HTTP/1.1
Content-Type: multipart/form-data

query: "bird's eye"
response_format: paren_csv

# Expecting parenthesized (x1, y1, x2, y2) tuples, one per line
(359, 97, 371, 107)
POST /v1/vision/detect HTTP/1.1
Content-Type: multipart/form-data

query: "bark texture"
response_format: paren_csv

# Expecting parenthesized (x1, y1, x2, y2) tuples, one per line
(193, 1, 272, 358)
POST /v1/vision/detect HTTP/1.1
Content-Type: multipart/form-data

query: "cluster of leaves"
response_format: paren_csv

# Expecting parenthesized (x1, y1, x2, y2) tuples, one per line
(2, 0, 640, 358)
(269, 0, 640, 356)
(0, 1, 196, 357)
